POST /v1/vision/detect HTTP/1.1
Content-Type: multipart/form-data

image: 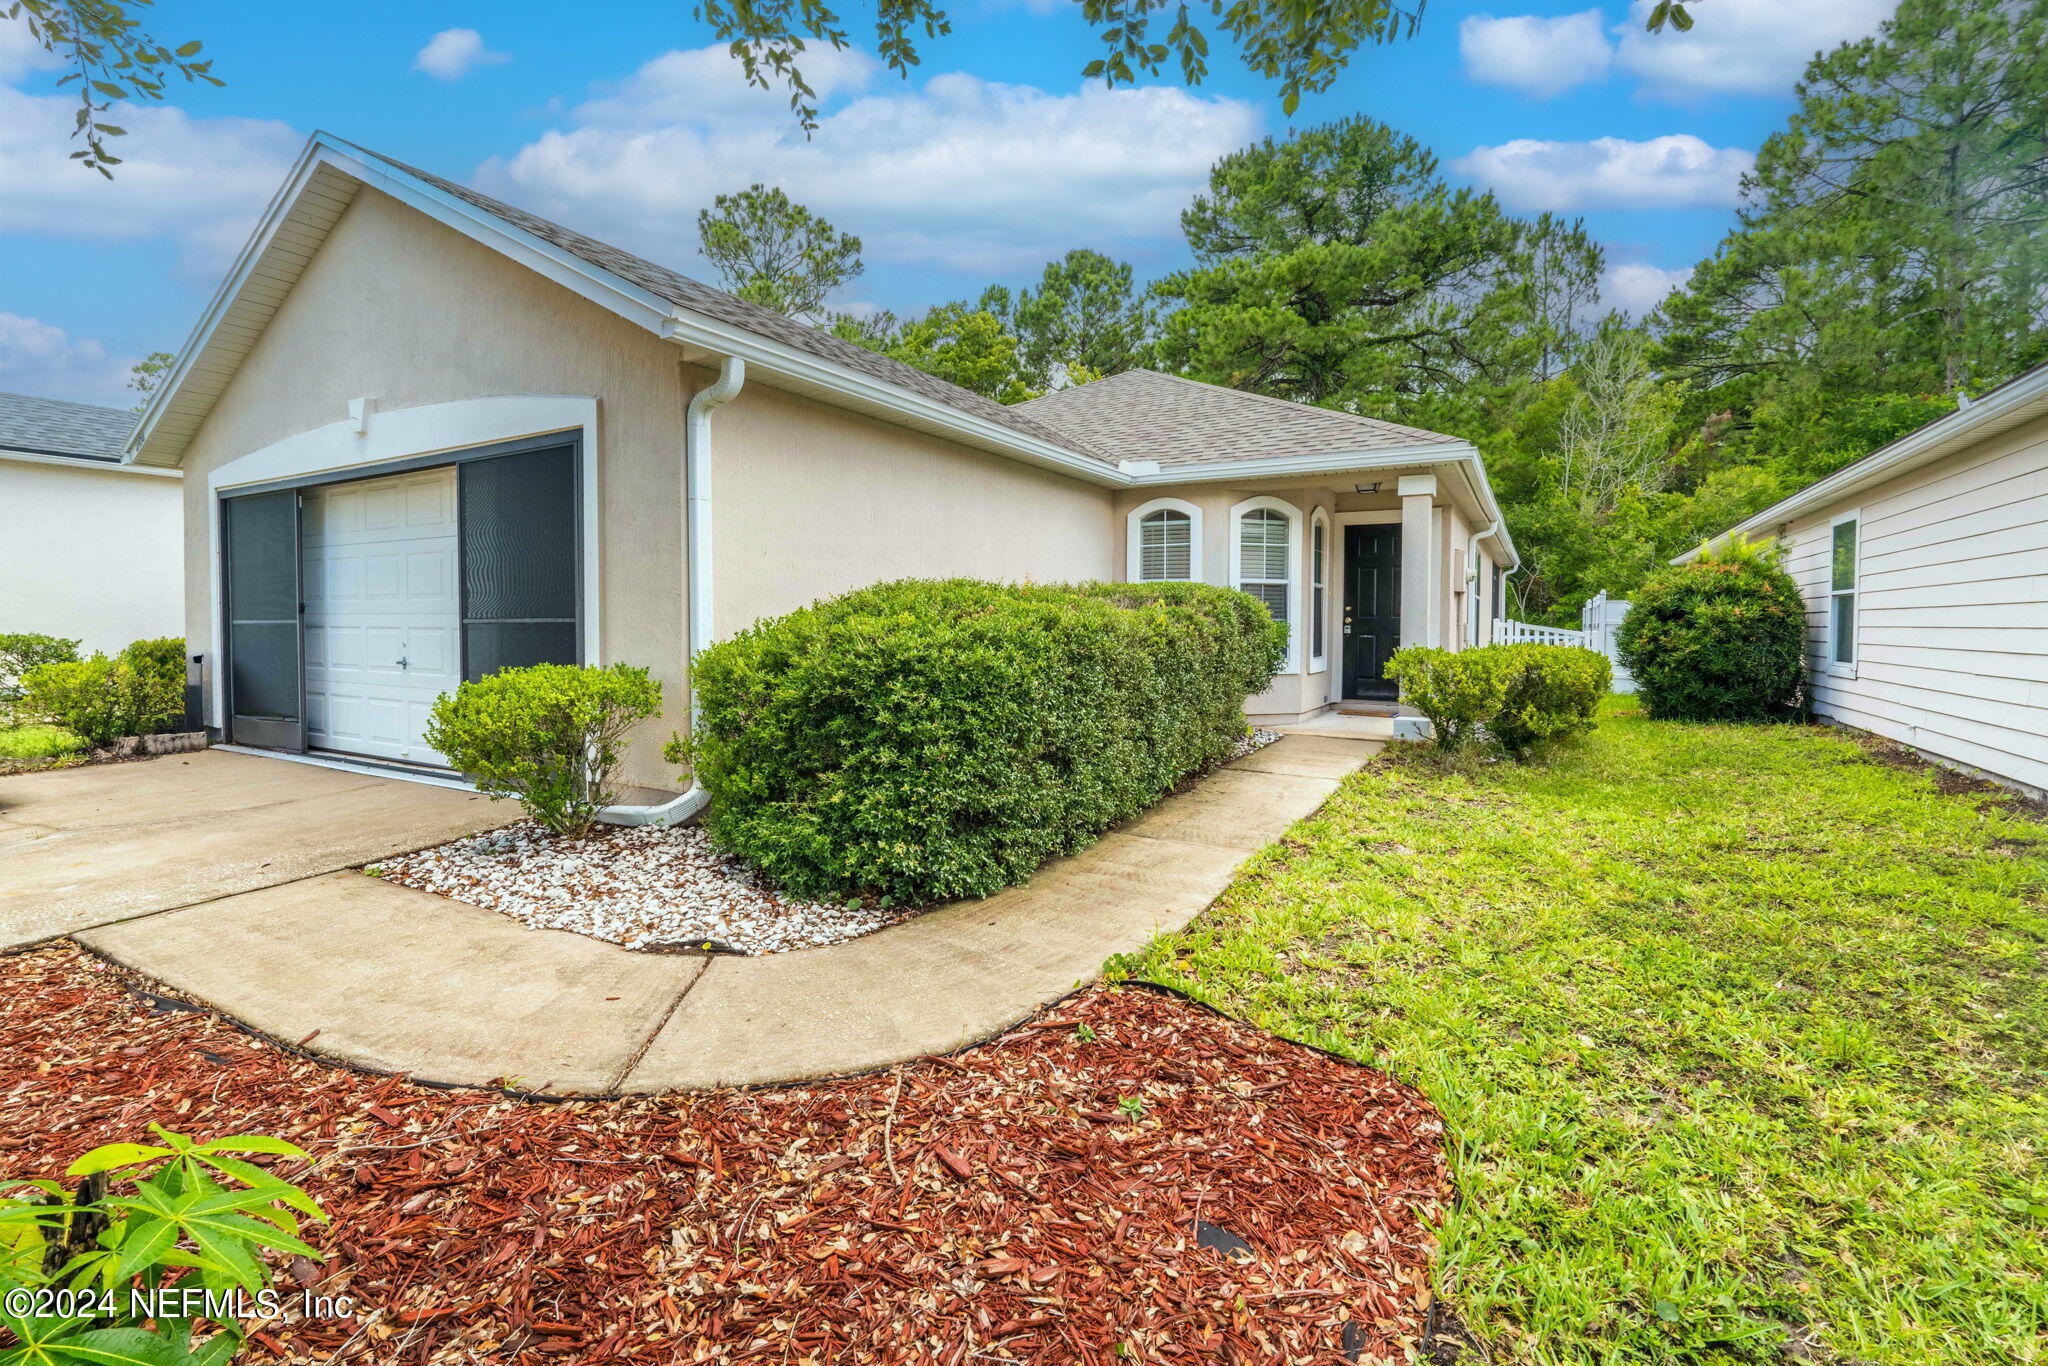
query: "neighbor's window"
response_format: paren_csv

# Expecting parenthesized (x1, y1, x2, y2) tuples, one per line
(1310, 518, 1327, 665)
(1138, 508, 1193, 582)
(1238, 507, 1292, 626)
(1830, 516, 1858, 667)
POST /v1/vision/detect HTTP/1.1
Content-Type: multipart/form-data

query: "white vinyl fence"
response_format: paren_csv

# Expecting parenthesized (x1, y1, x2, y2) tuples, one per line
(1497, 591, 1636, 693)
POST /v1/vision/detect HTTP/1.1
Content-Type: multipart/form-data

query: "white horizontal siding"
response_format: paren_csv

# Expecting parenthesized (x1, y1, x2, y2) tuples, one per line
(1774, 410, 2048, 794)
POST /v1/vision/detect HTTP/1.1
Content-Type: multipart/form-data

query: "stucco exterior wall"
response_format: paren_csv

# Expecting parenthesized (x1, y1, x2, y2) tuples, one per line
(1774, 410, 2048, 795)
(174, 188, 688, 789)
(710, 378, 1117, 633)
(1, 459, 183, 654)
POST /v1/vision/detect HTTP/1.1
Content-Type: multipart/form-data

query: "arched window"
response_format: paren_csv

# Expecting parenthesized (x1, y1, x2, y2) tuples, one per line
(1125, 498, 1203, 582)
(1139, 509, 1192, 581)
(1230, 496, 1302, 671)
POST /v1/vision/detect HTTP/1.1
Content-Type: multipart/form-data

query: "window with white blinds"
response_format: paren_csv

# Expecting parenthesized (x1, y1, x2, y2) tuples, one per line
(1238, 507, 1292, 624)
(1138, 508, 1193, 581)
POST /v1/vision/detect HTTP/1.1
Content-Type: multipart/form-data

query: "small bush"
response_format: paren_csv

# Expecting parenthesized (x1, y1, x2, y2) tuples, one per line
(1384, 646, 1514, 751)
(1491, 644, 1611, 758)
(425, 663, 662, 837)
(678, 578, 1286, 904)
(20, 653, 183, 747)
(1387, 643, 1611, 758)
(0, 633, 79, 710)
(119, 635, 187, 695)
(1618, 538, 1806, 721)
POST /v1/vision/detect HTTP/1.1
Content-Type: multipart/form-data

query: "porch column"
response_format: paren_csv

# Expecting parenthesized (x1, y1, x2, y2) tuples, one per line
(1398, 474, 1437, 650)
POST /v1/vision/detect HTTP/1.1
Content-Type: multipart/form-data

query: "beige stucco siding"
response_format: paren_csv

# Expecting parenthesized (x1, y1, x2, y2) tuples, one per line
(710, 379, 1116, 634)
(174, 188, 688, 788)
(1776, 410, 2048, 795)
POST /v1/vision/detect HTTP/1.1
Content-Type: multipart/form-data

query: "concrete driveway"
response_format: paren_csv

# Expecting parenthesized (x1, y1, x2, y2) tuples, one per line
(0, 749, 509, 951)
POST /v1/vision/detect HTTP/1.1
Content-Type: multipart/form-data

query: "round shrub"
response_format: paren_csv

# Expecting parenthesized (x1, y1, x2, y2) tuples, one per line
(425, 663, 662, 838)
(677, 578, 1287, 904)
(1384, 646, 1513, 752)
(1491, 644, 1611, 758)
(1618, 539, 1805, 721)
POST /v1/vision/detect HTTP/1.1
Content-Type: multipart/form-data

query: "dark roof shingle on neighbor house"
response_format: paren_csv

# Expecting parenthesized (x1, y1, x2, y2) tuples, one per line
(1014, 369, 1463, 469)
(0, 391, 137, 462)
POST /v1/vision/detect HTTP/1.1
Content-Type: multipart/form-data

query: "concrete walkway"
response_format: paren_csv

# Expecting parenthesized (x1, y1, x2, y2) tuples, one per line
(0, 750, 509, 951)
(24, 736, 1380, 1094)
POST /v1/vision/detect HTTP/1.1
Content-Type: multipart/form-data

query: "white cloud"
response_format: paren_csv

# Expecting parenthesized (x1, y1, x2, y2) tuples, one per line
(0, 14, 61, 83)
(0, 85, 299, 278)
(0, 313, 138, 407)
(1454, 134, 1752, 211)
(572, 44, 875, 126)
(476, 50, 1260, 278)
(1616, 0, 1894, 98)
(414, 29, 510, 82)
(1460, 11, 1611, 97)
(1601, 261, 1692, 316)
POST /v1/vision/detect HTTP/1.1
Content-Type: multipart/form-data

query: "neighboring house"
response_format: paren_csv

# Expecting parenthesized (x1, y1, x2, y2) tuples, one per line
(120, 133, 1518, 795)
(0, 391, 183, 654)
(1685, 363, 2048, 798)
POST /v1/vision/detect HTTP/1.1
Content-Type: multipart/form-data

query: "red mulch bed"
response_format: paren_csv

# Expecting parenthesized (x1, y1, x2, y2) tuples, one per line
(1, 945, 1448, 1364)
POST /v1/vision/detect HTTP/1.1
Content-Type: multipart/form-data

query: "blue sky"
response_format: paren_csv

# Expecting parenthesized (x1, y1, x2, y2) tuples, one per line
(0, 0, 1895, 406)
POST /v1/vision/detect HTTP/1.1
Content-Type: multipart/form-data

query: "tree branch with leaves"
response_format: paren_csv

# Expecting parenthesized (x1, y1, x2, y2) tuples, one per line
(8, 0, 219, 177)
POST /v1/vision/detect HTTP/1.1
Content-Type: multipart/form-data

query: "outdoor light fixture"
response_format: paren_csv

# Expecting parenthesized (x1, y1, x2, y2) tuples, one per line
(1354, 482, 1381, 494)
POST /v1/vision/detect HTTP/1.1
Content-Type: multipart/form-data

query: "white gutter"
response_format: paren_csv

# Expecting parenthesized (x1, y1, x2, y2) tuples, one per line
(598, 353, 747, 826)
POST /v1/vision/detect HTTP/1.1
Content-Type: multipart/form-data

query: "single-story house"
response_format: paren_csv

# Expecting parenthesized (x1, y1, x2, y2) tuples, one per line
(2, 391, 183, 653)
(120, 132, 1518, 800)
(1685, 363, 2048, 798)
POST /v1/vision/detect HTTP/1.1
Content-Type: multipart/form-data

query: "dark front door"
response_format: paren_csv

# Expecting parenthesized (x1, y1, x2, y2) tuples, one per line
(1343, 524, 1401, 700)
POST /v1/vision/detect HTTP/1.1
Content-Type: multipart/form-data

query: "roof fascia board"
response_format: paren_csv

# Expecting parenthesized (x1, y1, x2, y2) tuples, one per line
(1679, 366, 2048, 562)
(1134, 443, 1469, 485)
(1138, 444, 1519, 565)
(124, 138, 338, 464)
(3, 448, 178, 476)
(319, 140, 678, 335)
(655, 311, 1123, 486)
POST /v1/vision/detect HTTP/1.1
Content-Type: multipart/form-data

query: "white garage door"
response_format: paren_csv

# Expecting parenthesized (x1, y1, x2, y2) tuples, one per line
(301, 467, 461, 765)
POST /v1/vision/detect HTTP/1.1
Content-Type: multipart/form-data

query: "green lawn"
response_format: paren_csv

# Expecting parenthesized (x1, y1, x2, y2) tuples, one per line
(0, 723, 83, 761)
(1129, 699, 2046, 1365)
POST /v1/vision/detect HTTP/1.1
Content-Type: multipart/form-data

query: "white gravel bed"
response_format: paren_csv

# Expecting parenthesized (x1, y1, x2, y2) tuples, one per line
(371, 821, 915, 955)
(1232, 726, 1282, 759)
(373, 727, 1283, 956)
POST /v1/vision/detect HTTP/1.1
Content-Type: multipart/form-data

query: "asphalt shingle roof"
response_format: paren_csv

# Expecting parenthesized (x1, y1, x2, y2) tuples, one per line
(0, 391, 136, 462)
(358, 147, 1112, 463)
(1013, 369, 1461, 468)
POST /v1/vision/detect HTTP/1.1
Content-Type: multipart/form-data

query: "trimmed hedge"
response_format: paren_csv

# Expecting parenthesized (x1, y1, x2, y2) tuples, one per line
(677, 578, 1287, 904)
(1617, 539, 1805, 721)
(425, 663, 662, 838)
(1386, 643, 1610, 758)
(1491, 643, 1611, 758)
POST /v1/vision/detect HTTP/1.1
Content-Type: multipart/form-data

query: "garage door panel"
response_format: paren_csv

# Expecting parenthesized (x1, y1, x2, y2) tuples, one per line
(302, 467, 459, 765)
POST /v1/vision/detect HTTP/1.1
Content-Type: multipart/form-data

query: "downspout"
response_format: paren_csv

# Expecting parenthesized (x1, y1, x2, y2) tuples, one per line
(598, 353, 747, 826)
(1466, 518, 1502, 644)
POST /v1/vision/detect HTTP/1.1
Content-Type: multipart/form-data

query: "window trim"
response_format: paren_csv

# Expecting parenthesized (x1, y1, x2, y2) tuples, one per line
(1229, 495, 1303, 673)
(1125, 496, 1203, 583)
(1827, 508, 1860, 679)
(1309, 507, 1330, 672)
